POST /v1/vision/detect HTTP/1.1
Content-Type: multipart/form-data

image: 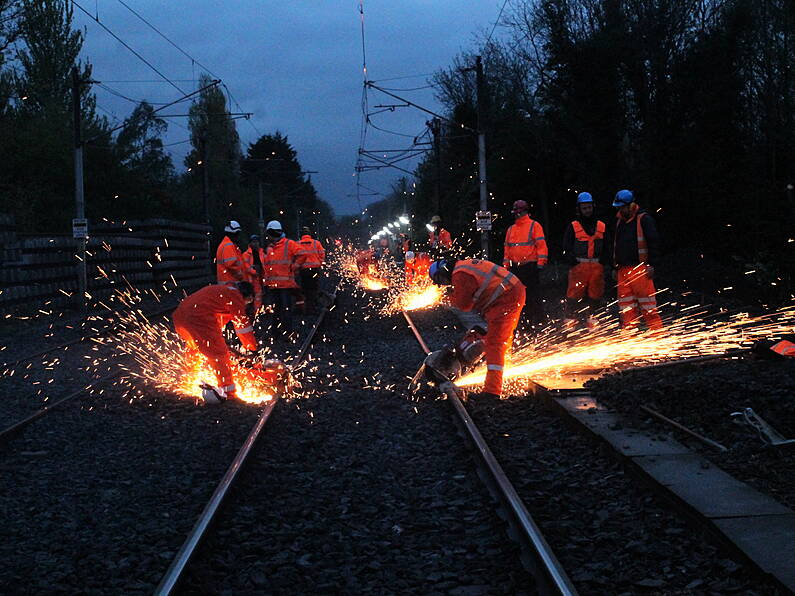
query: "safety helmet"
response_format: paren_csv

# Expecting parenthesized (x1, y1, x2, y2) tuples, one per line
(249, 234, 260, 242)
(511, 200, 529, 214)
(577, 192, 593, 204)
(266, 220, 283, 231)
(613, 189, 634, 207)
(405, 251, 415, 261)
(429, 260, 452, 285)
(301, 226, 312, 235)
(224, 220, 242, 234)
(430, 215, 442, 224)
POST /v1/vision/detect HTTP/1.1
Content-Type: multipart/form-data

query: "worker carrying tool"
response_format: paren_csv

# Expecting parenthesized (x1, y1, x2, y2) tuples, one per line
(429, 258, 526, 398)
(428, 215, 452, 251)
(172, 281, 258, 403)
(561, 192, 610, 330)
(262, 220, 302, 336)
(296, 227, 325, 314)
(243, 234, 266, 310)
(612, 190, 663, 331)
(404, 250, 432, 285)
(216, 220, 256, 284)
(503, 200, 547, 329)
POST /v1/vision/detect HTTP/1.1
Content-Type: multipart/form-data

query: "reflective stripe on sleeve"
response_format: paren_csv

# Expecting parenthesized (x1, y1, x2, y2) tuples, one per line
(487, 364, 503, 371)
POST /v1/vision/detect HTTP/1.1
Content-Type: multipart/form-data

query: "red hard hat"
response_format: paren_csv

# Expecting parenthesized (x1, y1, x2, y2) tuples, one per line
(512, 200, 529, 214)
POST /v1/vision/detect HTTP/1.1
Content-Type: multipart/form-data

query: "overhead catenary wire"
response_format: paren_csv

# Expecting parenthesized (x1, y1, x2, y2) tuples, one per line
(486, 0, 510, 46)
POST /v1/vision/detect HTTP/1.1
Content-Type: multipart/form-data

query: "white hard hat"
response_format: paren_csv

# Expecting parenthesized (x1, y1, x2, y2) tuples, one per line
(405, 251, 415, 261)
(224, 220, 242, 234)
(266, 220, 283, 231)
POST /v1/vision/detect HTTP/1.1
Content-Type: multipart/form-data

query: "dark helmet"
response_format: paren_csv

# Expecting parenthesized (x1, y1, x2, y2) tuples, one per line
(236, 281, 254, 299)
(512, 200, 529, 215)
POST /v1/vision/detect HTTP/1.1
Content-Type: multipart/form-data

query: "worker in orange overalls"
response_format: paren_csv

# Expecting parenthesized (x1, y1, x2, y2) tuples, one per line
(430, 258, 526, 398)
(216, 220, 255, 284)
(561, 192, 609, 330)
(428, 215, 452, 253)
(404, 251, 432, 285)
(503, 200, 547, 329)
(355, 245, 376, 277)
(612, 190, 663, 331)
(296, 227, 325, 314)
(242, 234, 266, 310)
(262, 220, 302, 336)
(172, 281, 258, 403)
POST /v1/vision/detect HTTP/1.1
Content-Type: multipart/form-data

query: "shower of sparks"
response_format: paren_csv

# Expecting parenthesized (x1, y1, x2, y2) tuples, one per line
(457, 302, 795, 393)
(380, 282, 444, 316)
(361, 275, 388, 291)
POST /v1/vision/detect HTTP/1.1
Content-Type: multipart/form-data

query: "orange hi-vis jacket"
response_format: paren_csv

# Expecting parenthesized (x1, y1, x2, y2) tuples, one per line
(243, 247, 266, 284)
(263, 237, 302, 289)
(173, 284, 257, 352)
(428, 228, 452, 249)
(571, 220, 606, 262)
(451, 259, 523, 315)
(356, 249, 376, 276)
(216, 236, 250, 283)
(503, 215, 548, 267)
(297, 235, 325, 268)
(405, 252, 432, 285)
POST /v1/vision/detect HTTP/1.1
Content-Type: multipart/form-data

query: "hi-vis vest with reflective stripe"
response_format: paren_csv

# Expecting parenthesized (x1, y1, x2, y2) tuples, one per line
(771, 339, 795, 357)
(504, 216, 547, 265)
(264, 238, 298, 288)
(571, 220, 606, 262)
(297, 236, 324, 268)
(454, 259, 521, 313)
(216, 236, 245, 283)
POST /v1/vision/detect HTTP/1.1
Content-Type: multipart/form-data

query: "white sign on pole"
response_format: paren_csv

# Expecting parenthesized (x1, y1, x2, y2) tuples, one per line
(72, 218, 88, 239)
(475, 210, 492, 231)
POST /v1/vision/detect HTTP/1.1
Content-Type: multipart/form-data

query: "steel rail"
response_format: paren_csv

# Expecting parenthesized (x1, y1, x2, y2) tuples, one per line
(155, 284, 338, 596)
(0, 369, 124, 444)
(3, 304, 176, 369)
(402, 309, 431, 354)
(640, 404, 729, 452)
(402, 310, 577, 596)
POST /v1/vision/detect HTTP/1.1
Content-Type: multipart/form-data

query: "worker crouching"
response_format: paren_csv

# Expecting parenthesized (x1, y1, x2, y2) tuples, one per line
(172, 281, 259, 403)
(561, 192, 609, 330)
(430, 258, 526, 398)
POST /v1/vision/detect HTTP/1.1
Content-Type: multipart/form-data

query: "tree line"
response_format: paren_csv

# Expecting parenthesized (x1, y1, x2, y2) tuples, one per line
(0, 0, 332, 240)
(368, 0, 793, 297)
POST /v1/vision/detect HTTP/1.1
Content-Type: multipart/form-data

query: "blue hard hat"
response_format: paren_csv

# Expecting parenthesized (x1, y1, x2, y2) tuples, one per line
(577, 192, 593, 204)
(429, 260, 448, 285)
(613, 189, 634, 207)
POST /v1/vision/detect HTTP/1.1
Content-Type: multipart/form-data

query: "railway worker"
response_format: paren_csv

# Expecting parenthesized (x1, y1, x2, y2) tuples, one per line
(430, 258, 526, 399)
(399, 232, 411, 256)
(561, 192, 610, 330)
(356, 244, 376, 277)
(216, 220, 255, 284)
(296, 227, 325, 314)
(172, 281, 258, 403)
(404, 250, 432, 286)
(243, 234, 266, 310)
(262, 220, 303, 336)
(428, 215, 452, 251)
(503, 200, 547, 329)
(612, 189, 663, 331)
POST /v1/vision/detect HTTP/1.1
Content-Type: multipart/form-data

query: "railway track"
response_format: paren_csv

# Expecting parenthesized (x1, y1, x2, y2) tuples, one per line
(402, 308, 787, 594)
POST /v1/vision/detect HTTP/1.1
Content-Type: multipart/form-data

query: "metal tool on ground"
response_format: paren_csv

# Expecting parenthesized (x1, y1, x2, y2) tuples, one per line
(410, 326, 486, 393)
(731, 407, 795, 447)
(640, 405, 729, 452)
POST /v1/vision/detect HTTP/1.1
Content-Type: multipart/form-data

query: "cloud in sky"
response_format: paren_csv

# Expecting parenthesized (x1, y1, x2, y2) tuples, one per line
(75, 1, 504, 215)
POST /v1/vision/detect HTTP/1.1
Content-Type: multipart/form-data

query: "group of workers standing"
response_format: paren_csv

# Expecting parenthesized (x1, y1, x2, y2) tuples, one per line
(425, 189, 663, 400)
(171, 218, 325, 402)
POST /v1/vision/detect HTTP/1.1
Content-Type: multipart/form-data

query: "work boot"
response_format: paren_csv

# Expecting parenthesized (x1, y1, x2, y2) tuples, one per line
(586, 316, 599, 331)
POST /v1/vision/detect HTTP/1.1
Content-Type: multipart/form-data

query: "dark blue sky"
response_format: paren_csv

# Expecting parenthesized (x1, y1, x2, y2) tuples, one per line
(75, 1, 505, 216)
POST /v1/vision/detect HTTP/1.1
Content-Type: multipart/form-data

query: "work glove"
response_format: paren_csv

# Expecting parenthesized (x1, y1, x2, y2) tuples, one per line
(646, 265, 655, 280)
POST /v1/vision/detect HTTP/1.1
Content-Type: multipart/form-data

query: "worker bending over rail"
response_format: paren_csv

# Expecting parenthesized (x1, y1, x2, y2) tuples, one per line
(404, 251, 432, 285)
(561, 192, 609, 330)
(430, 258, 526, 398)
(172, 281, 258, 402)
(612, 190, 663, 331)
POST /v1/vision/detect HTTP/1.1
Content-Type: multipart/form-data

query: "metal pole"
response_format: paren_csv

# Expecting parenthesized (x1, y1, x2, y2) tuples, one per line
(431, 117, 441, 214)
(475, 56, 489, 260)
(201, 133, 209, 224)
(258, 180, 265, 238)
(72, 67, 87, 311)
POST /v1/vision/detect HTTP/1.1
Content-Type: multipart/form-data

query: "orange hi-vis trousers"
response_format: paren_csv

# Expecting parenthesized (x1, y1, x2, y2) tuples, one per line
(173, 311, 236, 395)
(483, 285, 526, 396)
(566, 261, 604, 301)
(617, 264, 663, 330)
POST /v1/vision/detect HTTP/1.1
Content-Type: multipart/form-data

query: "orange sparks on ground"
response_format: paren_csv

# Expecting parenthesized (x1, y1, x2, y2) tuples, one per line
(361, 275, 388, 291)
(457, 303, 795, 392)
(380, 282, 444, 315)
